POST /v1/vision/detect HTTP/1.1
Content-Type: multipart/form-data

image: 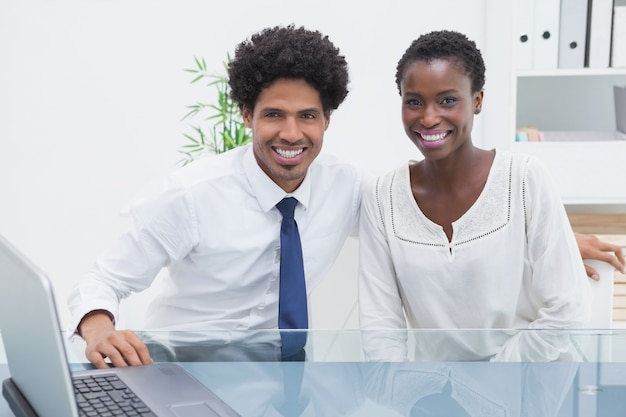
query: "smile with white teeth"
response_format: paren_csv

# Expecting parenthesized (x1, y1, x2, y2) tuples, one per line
(419, 132, 448, 141)
(275, 148, 304, 158)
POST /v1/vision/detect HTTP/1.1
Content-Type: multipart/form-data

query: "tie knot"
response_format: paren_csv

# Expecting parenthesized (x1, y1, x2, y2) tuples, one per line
(276, 197, 298, 219)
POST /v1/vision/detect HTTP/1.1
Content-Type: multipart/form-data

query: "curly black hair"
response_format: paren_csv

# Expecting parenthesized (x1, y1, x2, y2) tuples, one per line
(395, 30, 486, 95)
(228, 24, 349, 113)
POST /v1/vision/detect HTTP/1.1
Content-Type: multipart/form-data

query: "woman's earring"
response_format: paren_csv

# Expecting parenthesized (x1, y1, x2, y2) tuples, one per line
(474, 108, 481, 115)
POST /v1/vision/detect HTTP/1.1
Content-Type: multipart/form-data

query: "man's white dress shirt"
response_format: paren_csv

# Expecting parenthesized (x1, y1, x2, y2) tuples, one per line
(68, 144, 362, 332)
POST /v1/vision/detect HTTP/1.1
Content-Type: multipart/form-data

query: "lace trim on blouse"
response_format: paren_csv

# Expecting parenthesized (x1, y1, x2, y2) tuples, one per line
(386, 152, 514, 247)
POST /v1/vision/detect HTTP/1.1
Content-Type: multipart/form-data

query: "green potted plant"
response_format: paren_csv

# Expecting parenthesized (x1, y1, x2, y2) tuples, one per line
(178, 55, 252, 166)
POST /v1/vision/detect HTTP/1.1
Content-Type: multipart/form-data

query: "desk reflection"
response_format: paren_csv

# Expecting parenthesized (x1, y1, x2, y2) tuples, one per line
(57, 329, 626, 417)
(361, 328, 583, 362)
(364, 361, 578, 417)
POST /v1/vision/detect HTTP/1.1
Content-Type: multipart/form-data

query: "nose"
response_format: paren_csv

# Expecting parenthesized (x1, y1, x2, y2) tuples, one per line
(420, 104, 440, 129)
(280, 116, 302, 142)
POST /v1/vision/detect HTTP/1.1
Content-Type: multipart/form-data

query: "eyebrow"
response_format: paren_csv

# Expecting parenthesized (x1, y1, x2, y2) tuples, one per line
(436, 89, 461, 95)
(258, 106, 323, 114)
(403, 89, 461, 97)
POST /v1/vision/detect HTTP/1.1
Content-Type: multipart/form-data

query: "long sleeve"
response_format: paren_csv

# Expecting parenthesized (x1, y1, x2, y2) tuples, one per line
(494, 156, 591, 361)
(67, 177, 197, 332)
(523, 156, 591, 329)
(358, 176, 408, 361)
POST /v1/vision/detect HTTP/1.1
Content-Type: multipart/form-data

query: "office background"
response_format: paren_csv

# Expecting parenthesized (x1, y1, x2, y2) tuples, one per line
(0, 0, 502, 328)
(1, 0, 623, 329)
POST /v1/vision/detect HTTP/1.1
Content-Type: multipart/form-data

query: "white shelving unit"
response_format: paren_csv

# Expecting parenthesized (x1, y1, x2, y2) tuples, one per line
(513, 71, 626, 212)
(505, 2, 626, 213)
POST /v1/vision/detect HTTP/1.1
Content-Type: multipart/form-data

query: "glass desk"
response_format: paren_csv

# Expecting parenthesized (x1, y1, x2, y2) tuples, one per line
(1, 329, 626, 416)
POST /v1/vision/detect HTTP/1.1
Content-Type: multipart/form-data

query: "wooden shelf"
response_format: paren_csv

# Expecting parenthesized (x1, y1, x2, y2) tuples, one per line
(569, 215, 626, 234)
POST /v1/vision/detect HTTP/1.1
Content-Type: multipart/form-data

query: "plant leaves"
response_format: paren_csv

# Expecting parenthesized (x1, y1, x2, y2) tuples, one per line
(178, 53, 247, 166)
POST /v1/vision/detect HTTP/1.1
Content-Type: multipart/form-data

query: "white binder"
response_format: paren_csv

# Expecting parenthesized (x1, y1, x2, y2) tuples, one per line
(532, 0, 561, 70)
(559, 0, 589, 68)
(587, 0, 614, 68)
(517, 0, 535, 70)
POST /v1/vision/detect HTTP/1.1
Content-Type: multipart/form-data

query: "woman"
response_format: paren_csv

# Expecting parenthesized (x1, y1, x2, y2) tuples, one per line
(358, 30, 591, 362)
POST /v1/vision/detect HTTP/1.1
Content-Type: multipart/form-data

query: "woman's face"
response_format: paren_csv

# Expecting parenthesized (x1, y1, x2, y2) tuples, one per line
(399, 58, 483, 161)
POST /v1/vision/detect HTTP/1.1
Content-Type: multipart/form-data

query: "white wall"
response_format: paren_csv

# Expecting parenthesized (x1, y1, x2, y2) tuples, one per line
(0, 0, 507, 328)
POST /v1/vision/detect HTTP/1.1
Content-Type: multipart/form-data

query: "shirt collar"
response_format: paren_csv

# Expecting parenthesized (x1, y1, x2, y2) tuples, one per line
(242, 145, 311, 212)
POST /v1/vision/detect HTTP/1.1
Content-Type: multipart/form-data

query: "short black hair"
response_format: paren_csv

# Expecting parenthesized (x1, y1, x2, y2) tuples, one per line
(395, 30, 486, 95)
(228, 24, 349, 113)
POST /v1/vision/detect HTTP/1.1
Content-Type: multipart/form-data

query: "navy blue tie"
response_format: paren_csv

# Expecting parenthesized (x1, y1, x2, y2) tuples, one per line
(276, 197, 308, 359)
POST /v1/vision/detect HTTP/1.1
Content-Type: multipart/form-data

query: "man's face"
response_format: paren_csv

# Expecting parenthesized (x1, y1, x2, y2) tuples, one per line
(243, 78, 329, 193)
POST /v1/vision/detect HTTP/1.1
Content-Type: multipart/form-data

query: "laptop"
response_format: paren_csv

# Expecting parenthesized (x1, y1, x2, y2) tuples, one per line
(0, 234, 240, 417)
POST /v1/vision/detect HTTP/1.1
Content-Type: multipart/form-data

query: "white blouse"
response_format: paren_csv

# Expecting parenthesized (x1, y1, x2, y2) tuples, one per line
(358, 150, 590, 361)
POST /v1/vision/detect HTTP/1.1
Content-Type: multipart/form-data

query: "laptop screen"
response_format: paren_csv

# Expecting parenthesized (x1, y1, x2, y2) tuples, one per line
(0, 234, 79, 416)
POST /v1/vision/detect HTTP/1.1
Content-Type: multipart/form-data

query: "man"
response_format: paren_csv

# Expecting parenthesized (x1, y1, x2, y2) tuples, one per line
(68, 24, 361, 368)
(69, 25, 625, 370)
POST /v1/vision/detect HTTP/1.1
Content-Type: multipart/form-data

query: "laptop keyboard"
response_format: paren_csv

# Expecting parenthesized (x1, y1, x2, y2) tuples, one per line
(73, 374, 156, 417)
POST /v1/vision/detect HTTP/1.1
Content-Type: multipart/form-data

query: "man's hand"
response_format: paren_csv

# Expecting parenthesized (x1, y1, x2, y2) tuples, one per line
(575, 232, 626, 281)
(78, 310, 153, 369)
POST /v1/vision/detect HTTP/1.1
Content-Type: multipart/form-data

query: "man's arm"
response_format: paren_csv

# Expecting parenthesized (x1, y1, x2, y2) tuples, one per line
(78, 310, 153, 369)
(575, 232, 626, 280)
